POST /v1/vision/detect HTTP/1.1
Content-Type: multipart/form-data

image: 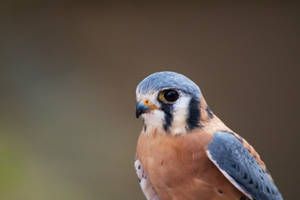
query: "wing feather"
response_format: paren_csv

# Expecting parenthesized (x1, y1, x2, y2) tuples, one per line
(206, 131, 283, 200)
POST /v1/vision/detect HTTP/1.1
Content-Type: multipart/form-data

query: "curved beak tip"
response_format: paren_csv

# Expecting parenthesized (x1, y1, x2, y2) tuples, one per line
(136, 101, 150, 118)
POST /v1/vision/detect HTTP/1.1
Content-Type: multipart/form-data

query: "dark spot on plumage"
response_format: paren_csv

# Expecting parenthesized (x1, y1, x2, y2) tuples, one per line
(141, 119, 147, 131)
(141, 170, 147, 179)
(138, 177, 141, 183)
(239, 138, 244, 143)
(237, 136, 243, 143)
(240, 196, 247, 200)
(186, 97, 201, 130)
(236, 165, 240, 172)
(160, 103, 173, 133)
(266, 186, 270, 193)
(160, 160, 164, 166)
(227, 131, 234, 135)
(138, 165, 141, 170)
(249, 178, 253, 184)
(232, 163, 237, 169)
(243, 173, 248, 179)
(255, 183, 259, 189)
(206, 106, 214, 119)
(231, 162, 240, 172)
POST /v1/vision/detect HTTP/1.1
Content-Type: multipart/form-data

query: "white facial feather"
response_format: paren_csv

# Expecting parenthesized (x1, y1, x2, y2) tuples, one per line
(136, 89, 165, 133)
(136, 90, 191, 135)
(169, 95, 191, 135)
(142, 109, 165, 134)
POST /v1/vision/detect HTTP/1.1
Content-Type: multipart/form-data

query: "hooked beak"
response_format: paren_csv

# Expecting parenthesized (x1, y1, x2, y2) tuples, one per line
(136, 100, 157, 118)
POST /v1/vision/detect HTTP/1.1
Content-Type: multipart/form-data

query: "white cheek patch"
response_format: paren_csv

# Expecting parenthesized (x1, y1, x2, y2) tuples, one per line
(142, 109, 165, 133)
(136, 90, 191, 135)
(136, 90, 165, 133)
(169, 96, 191, 135)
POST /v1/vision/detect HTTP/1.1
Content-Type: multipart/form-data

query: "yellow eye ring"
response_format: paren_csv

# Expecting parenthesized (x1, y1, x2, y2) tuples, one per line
(158, 89, 179, 103)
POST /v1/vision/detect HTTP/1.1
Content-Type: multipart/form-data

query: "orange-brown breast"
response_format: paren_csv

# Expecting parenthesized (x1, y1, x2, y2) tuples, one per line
(136, 128, 248, 200)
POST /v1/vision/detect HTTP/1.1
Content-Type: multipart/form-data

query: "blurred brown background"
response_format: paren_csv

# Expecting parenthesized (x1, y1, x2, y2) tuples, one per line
(0, 1, 299, 200)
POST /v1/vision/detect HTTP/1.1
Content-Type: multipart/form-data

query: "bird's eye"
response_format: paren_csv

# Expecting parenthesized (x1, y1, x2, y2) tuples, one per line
(158, 89, 179, 103)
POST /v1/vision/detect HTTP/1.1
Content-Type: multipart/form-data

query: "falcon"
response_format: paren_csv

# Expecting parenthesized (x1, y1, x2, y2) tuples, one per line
(134, 71, 283, 200)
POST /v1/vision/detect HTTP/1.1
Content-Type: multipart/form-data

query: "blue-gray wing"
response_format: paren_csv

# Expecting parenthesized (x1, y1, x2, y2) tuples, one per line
(206, 131, 283, 200)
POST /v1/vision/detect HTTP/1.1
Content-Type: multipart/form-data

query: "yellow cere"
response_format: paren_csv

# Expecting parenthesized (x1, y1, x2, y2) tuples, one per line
(143, 99, 158, 110)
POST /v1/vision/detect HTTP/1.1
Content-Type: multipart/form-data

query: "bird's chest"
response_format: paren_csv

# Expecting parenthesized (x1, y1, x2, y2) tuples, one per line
(136, 132, 212, 189)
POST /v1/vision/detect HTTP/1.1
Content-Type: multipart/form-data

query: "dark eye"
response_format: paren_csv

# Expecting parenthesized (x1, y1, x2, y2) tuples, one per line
(158, 89, 179, 103)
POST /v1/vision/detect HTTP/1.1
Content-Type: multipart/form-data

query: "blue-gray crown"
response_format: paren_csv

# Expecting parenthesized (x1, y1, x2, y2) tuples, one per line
(137, 71, 201, 98)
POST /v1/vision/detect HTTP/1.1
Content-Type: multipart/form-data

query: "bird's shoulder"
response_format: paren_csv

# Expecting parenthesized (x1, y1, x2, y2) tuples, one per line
(202, 115, 267, 172)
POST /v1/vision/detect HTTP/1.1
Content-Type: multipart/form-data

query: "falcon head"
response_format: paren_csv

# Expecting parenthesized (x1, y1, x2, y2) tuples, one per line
(136, 71, 208, 135)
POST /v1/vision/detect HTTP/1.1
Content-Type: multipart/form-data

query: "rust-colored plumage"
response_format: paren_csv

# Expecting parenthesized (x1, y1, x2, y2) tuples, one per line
(135, 71, 282, 200)
(136, 102, 249, 200)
